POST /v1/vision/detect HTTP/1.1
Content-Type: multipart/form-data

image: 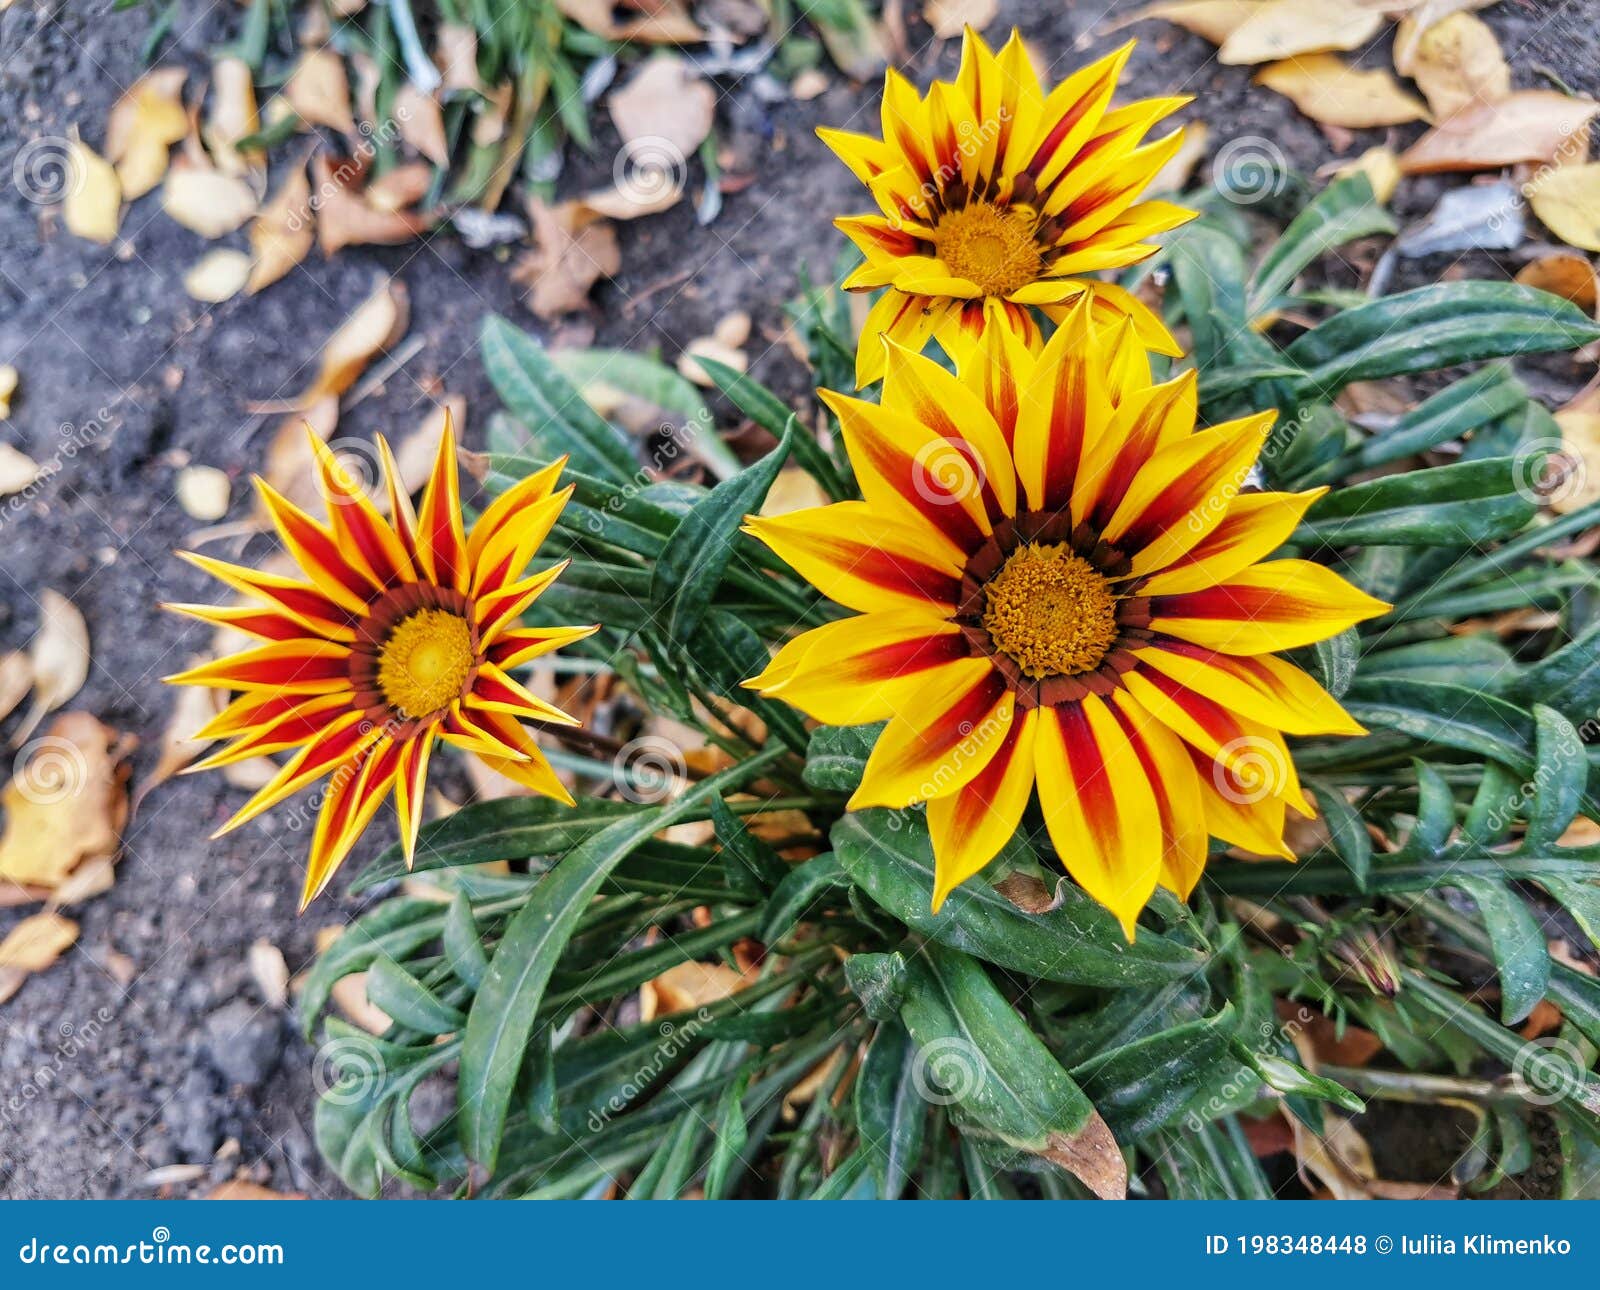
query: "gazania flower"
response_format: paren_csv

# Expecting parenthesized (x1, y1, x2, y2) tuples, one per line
(820, 27, 1194, 387)
(745, 306, 1388, 935)
(165, 422, 596, 908)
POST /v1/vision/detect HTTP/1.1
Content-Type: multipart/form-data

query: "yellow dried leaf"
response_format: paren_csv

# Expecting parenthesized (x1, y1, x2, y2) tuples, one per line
(183, 248, 252, 303)
(105, 67, 188, 199)
(0, 364, 15, 418)
(1219, 0, 1382, 65)
(1400, 92, 1600, 173)
(0, 912, 78, 1003)
(207, 1181, 307, 1200)
(207, 57, 263, 176)
(1555, 410, 1600, 515)
(1396, 11, 1508, 119)
(1256, 55, 1428, 128)
(310, 154, 433, 256)
(162, 163, 258, 238)
(1334, 146, 1401, 204)
(1515, 252, 1598, 311)
(0, 444, 39, 496)
(0, 713, 129, 893)
(1120, 0, 1261, 46)
(1390, 0, 1499, 68)
(924, 0, 996, 40)
(0, 652, 31, 725)
(761, 468, 831, 517)
(1527, 162, 1600, 253)
(285, 47, 357, 135)
(14, 590, 90, 745)
(641, 961, 751, 1020)
(247, 163, 314, 294)
(287, 279, 409, 410)
(62, 136, 121, 244)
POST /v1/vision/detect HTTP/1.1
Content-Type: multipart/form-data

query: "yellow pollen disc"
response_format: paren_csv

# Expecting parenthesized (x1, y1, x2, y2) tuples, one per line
(982, 543, 1119, 680)
(933, 202, 1044, 297)
(376, 608, 476, 719)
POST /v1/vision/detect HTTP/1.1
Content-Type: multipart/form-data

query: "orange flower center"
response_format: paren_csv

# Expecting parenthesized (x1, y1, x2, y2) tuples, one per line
(982, 542, 1119, 680)
(377, 608, 476, 718)
(933, 202, 1043, 296)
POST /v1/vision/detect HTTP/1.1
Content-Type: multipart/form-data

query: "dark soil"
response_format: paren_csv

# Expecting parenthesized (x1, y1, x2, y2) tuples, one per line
(2, 0, 1598, 1199)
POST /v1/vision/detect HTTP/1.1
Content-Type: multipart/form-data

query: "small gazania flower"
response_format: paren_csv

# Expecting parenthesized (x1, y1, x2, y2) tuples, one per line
(164, 421, 596, 907)
(821, 27, 1193, 386)
(744, 306, 1389, 936)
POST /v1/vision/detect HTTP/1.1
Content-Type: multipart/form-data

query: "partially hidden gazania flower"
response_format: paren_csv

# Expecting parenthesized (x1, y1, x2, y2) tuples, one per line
(164, 421, 596, 908)
(744, 304, 1390, 936)
(821, 27, 1194, 386)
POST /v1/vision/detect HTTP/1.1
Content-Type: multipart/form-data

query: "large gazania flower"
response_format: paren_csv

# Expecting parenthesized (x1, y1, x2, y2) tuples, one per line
(165, 422, 596, 907)
(821, 27, 1194, 386)
(745, 306, 1389, 935)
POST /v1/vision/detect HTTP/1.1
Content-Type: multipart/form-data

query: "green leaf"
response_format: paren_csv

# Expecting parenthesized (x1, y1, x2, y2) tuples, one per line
(845, 950, 910, 1022)
(458, 748, 785, 1170)
(550, 347, 739, 480)
(1249, 173, 1396, 316)
(300, 899, 446, 1035)
(443, 891, 488, 990)
(1166, 224, 1249, 370)
(896, 943, 1126, 1199)
(479, 315, 637, 485)
(652, 419, 793, 641)
(711, 795, 788, 897)
(1307, 777, 1371, 890)
(1510, 620, 1600, 725)
(1285, 282, 1600, 394)
(1296, 457, 1538, 547)
(1526, 705, 1586, 849)
(1342, 679, 1537, 780)
(802, 722, 882, 793)
(365, 959, 466, 1035)
(1456, 879, 1550, 1026)
(855, 1019, 926, 1199)
(833, 811, 1204, 987)
(1348, 364, 1526, 473)
(1071, 1008, 1242, 1139)
(760, 852, 848, 944)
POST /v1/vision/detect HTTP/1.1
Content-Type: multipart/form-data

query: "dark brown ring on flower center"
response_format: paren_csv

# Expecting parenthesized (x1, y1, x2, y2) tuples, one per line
(350, 582, 482, 735)
(957, 513, 1150, 711)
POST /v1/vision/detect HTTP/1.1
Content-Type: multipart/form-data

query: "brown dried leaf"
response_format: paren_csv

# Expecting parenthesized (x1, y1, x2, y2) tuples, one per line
(0, 713, 130, 894)
(1256, 55, 1429, 128)
(576, 177, 684, 220)
(1399, 92, 1600, 173)
(13, 590, 89, 745)
(292, 277, 409, 407)
(1395, 11, 1508, 119)
(1040, 1110, 1128, 1200)
(139, 677, 222, 797)
(394, 85, 449, 167)
(609, 55, 716, 158)
(1120, 0, 1261, 46)
(641, 961, 751, 1019)
(1554, 410, 1600, 514)
(63, 136, 122, 245)
(1527, 162, 1600, 253)
(285, 47, 357, 136)
(105, 67, 188, 199)
(1219, 0, 1382, 65)
(513, 200, 620, 318)
(1390, 0, 1499, 68)
(247, 163, 315, 293)
(207, 1181, 307, 1200)
(0, 911, 78, 1003)
(436, 24, 486, 93)
(1516, 251, 1598, 311)
(311, 154, 433, 256)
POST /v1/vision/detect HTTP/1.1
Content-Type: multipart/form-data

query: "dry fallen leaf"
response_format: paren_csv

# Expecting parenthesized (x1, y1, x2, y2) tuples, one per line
(395, 84, 449, 167)
(0, 652, 32, 725)
(0, 444, 39, 496)
(137, 674, 221, 801)
(1121, 0, 1261, 45)
(0, 911, 79, 1004)
(1391, 0, 1500, 68)
(1256, 55, 1429, 128)
(1527, 162, 1600, 253)
(1395, 10, 1508, 120)
(163, 161, 258, 238)
(678, 336, 746, 386)
(0, 364, 15, 418)
(436, 24, 486, 93)
(513, 200, 620, 318)
(0, 712, 131, 896)
(207, 1181, 308, 1200)
(63, 135, 122, 244)
(576, 176, 684, 220)
(1333, 146, 1402, 203)
(1400, 92, 1600, 173)
(1516, 252, 1598, 311)
(1220, 0, 1382, 65)
(247, 163, 315, 293)
(176, 464, 232, 519)
(284, 47, 357, 136)
(290, 277, 409, 408)
(183, 249, 253, 303)
(1555, 410, 1600, 515)
(207, 57, 264, 177)
(761, 468, 831, 517)
(609, 55, 716, 159)
(14, 590, 90, 746)
(639, 960, 751, 1020)
(924, 0, 997, 40)
(105, 68, 188, 200)
(311, 153, 434, 256)
(249, 939, 290, 1010)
